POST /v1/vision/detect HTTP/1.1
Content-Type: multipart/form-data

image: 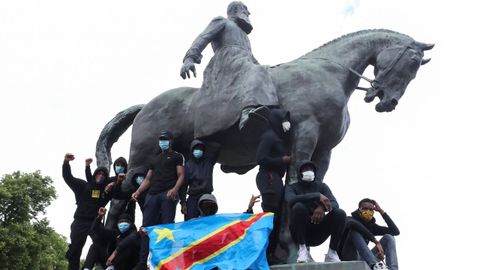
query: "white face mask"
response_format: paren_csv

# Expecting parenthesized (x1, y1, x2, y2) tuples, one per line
(282, 121, 291, 132)
(301, 171, 315, 182)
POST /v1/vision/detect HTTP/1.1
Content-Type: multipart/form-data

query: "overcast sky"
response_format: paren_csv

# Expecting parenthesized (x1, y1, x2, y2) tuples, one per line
(1, 0, 478, 269)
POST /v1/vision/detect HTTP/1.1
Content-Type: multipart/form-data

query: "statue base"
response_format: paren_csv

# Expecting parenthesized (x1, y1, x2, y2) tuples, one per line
(270, 261, 370, 270)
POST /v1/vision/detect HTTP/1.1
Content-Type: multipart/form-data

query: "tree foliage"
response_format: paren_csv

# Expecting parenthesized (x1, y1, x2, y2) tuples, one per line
(0, 171, 68, 270)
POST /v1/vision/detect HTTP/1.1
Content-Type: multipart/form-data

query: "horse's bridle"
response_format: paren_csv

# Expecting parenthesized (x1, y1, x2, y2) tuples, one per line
(349, 44, 413, 93)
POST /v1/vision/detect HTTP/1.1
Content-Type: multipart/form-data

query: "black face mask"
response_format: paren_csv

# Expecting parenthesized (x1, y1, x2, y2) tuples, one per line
(199, 202, 218, 216)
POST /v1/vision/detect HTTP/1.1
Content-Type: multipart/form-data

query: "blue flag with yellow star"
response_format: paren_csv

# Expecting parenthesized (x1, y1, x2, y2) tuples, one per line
(146, 212, 274, 270)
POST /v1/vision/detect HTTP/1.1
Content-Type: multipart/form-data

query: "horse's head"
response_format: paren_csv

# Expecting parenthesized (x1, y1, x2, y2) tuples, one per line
(364, 41, 434, 112)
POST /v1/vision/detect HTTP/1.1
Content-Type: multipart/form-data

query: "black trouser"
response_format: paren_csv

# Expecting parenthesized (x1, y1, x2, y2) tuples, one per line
(66, 218, 94, 270)
(82, 242, 108, 269)
(289, 203, 346, 250)
(185, 193, 203, 221)
(256, 170, 284, 256)
(113, 246, 139, 270)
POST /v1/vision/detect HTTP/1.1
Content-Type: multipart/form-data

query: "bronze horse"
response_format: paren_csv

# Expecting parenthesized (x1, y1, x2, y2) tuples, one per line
(96, 29, 433, 185)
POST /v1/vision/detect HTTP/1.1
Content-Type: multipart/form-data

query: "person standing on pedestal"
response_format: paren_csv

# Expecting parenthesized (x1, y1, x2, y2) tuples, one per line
(131, 131, 185, 270)
(255, 108, 291, 262)
(180, 139, 220, 220)
(62, 153, 117, 270)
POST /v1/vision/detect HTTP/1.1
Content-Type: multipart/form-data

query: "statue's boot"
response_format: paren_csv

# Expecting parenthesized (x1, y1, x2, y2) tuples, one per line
(238, 105, 269, 132)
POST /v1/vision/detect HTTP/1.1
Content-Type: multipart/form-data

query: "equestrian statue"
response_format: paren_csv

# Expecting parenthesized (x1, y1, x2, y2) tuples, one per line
(94, 1, 433, 263)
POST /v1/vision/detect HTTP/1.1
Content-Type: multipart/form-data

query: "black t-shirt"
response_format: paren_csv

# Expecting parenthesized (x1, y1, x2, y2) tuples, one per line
(148, 150, 184, 194)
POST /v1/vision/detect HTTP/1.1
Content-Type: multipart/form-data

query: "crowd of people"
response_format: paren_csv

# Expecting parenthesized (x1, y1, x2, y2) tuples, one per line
(63, 109, 400, 270)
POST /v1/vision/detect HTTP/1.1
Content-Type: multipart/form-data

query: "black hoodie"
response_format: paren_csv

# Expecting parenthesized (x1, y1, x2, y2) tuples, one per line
(284, 161, 339, 213)
(339, 210, 400, 260)
(86, 156, 128, 184)
(350, 210, 400, 237)
(63, 162, 114, 220)
(256, 108, 290, 177)
(89, 215, 138, 254)
(180, 140, 220, 202)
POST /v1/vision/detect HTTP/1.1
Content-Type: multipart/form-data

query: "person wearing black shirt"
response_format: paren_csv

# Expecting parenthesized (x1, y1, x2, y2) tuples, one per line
(131, 131, 185, 270)
(255, 108, 291, 262)
(62, 153, 118, 270)
(285, 161, 346, 263)
(86, 156, 132, 229)
(339, 198, 400, 270)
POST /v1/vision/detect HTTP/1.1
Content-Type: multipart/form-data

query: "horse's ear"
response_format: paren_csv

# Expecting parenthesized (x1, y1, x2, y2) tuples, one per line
(415, 42, 435, 51)
(421, 58, 431, 65)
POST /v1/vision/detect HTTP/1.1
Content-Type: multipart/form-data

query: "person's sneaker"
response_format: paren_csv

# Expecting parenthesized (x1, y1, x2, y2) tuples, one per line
(324, 248, 341, 262)
(307, 252, 315, 263)
(306, 246, 315, 262)
(372, 262, 389, 270)
(296, 245, 309, 263)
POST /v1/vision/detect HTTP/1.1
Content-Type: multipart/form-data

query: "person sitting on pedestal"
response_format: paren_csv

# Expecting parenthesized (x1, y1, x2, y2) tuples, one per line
(339, 198, 400, 270)
(285, 161, 346, 263)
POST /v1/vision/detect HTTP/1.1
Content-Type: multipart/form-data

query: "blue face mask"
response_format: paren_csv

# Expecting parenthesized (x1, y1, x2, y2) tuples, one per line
(117, 222, 130, 233)
(115, 166, 125, 174)
(193, 149, 204, 159)
(135, 176, 144, 185)
(159, 140, 170, 151)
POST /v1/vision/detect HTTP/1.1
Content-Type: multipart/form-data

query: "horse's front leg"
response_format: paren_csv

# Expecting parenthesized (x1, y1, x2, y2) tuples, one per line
(311, 149, 332, 182)
(287, 119, 320, 184)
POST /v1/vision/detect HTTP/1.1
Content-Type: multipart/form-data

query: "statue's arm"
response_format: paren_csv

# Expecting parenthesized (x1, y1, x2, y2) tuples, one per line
(183, 16, 227, 64)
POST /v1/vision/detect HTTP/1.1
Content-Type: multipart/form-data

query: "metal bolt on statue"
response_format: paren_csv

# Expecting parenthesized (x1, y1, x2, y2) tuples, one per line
(94, 1, 433, 264)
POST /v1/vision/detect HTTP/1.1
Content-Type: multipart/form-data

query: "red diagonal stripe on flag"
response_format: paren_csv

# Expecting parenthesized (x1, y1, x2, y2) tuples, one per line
(159, 213, 268, 270)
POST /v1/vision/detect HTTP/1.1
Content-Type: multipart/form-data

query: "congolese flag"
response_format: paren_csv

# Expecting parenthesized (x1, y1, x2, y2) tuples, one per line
(145, 212, 274, 270)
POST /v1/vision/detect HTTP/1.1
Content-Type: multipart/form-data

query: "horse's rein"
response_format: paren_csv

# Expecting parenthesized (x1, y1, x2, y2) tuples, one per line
(300, 44, 413, 93)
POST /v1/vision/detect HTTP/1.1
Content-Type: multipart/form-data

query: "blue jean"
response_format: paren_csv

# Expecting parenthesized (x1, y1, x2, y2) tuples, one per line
(350, 231, 398, 270)
(138, 191, 178, 266)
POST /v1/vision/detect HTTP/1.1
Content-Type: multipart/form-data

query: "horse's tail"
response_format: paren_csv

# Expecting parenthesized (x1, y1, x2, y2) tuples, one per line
(95, 104, 144, 169)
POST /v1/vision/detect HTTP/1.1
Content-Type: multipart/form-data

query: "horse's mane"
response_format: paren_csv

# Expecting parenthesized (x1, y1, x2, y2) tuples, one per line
(308, 29, 412, 54)
(270, 29, 413, 68)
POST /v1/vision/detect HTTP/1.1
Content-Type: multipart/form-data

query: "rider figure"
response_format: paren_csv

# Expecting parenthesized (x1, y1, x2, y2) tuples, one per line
(180, 1, 279, 138)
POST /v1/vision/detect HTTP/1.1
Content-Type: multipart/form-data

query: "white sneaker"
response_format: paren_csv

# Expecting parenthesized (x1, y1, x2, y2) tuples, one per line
(307, 252, 315, 263)
(324, 248, 341, 262)
(305, 246, 315, 262)
(297, 244, 309, 263)
(373, 262, 389, 270)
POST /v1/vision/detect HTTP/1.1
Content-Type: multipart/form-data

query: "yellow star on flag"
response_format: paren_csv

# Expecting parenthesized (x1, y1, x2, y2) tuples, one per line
(154, 228, 175, 243)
